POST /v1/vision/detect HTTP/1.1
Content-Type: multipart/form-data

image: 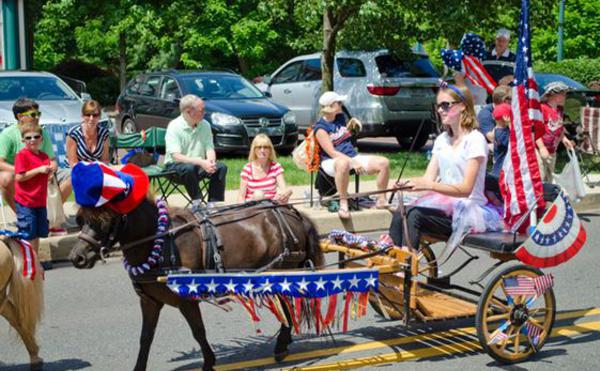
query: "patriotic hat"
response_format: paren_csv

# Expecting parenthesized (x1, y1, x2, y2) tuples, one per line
(72, 162, 150, 214)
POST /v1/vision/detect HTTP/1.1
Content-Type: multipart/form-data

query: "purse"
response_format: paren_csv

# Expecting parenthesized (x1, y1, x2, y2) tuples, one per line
(47, 175, 66, 229)
(292, 128, 319, 171)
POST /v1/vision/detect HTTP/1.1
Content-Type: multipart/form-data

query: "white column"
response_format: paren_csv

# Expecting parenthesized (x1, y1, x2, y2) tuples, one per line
(17, 0, 25, 69)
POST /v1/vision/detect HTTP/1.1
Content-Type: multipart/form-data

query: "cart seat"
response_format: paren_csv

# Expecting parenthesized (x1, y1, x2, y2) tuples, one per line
(462, 232, 527, 254)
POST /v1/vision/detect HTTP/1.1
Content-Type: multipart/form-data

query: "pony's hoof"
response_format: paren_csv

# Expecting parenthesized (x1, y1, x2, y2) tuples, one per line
(30, 360, 43, 371)
(274, 350, 289, 363)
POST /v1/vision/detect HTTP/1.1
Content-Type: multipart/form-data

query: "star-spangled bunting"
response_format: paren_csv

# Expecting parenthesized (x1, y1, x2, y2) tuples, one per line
(166, 269, 378, 300)
(441, 33, 497, 94)
(515, 191, 586, 268)
(328, 230, 393, 251)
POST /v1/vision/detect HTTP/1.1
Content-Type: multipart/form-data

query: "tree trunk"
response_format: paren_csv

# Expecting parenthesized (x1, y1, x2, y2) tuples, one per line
(321, 9, 336, 93)
(119, 32, 127, 90)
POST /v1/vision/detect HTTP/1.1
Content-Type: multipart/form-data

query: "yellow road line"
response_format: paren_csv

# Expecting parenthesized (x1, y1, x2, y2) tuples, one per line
(215, 307, 600, 371)
(289, 320, 600, 370)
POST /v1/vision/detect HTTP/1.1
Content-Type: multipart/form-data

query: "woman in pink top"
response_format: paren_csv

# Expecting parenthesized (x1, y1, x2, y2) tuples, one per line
(238, 134, 292, 203)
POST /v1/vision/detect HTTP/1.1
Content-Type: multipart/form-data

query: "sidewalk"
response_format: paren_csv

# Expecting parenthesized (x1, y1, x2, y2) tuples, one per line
(2, 174, 599, 264)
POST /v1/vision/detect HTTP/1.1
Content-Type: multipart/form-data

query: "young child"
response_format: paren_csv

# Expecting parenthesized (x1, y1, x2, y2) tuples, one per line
(14, 122, 52, 254)
(491, 103, 511, 177)
(535, 81, 574, 182)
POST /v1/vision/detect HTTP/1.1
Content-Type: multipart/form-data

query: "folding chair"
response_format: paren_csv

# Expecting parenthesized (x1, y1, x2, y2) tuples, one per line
(577, 107, 600, 187)
(309, 167, 360, 208)
(115, 127, 209, 206)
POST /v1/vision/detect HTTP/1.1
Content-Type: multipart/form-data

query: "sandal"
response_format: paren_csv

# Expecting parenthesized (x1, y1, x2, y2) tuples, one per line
(338, 207, 351, 220)
(327, 200, 340, 213)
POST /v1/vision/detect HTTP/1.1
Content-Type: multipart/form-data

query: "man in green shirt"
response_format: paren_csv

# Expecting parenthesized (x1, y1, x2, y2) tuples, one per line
(165, 95, 227, 202)
(0, 98, 59, 211)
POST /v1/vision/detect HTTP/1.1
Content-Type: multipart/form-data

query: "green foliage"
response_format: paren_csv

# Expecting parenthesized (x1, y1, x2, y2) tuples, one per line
(535, 58, 600, 86)
(86, 76, 121, 106)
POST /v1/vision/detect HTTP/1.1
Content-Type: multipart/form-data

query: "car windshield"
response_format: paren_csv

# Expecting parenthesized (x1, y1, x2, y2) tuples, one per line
(375, 55, 440, 78)
(0, 76, 79, 101)
(180, 75, 264, 99)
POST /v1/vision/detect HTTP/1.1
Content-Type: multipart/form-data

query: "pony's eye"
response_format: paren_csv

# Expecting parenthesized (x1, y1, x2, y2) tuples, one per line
(75, 215, 84, 227)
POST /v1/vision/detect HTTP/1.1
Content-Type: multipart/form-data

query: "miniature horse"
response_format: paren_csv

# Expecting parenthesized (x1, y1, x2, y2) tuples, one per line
(0, 238, 44, 370)
(69, 198, 323, 371)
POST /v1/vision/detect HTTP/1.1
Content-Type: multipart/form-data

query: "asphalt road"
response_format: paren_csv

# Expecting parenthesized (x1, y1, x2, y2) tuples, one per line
(2, 212, 600, 371)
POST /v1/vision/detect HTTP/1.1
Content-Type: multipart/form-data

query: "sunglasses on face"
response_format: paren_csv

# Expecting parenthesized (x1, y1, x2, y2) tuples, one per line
(436, 101, 460, 112)
(84, 112, 101, 118)
(23, 134, 42, 141)
(255, 145, 271, 150)
(20, 110, 42, 119)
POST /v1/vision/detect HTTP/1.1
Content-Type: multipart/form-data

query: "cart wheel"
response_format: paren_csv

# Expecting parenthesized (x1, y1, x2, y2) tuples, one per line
(476, 264, 556, 364)
(418, 240, 438, 279)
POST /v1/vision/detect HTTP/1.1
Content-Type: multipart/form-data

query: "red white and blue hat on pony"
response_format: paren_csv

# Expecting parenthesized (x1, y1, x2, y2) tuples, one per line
(72, 162, 150, 214)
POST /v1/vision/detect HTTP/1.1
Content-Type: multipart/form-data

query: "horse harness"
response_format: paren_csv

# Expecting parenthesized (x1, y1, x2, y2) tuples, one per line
(192, 200, 306, 273)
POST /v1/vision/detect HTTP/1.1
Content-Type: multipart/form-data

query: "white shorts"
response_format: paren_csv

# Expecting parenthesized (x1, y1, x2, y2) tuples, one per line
(320, 155, 371, 177)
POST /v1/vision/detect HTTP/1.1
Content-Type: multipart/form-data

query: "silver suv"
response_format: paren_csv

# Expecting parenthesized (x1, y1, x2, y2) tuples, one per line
(258, 50, 440, 149)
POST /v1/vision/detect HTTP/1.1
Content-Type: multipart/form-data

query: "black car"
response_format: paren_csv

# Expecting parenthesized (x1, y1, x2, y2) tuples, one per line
(115, 70, 298, 153)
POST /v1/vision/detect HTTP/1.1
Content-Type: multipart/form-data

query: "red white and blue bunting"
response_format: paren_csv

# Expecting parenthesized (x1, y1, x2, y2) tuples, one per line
(166, 268, 378, 334)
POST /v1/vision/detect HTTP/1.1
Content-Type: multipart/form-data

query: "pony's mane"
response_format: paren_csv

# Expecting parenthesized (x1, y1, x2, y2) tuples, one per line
(77, 205, 118, 230)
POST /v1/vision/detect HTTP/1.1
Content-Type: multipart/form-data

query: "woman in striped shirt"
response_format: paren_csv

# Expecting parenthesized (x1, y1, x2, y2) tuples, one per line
(66, 100, 110, 168)
(238, 134, 292, 203)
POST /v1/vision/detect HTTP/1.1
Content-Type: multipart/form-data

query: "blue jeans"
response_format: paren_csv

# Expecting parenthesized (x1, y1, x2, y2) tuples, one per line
(15, 202, 49, 240)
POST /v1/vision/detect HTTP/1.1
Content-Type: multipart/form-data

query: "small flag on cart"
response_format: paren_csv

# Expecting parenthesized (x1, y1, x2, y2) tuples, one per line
(503, 276, 536, 296)
(488, 321, 510, 345)
(524, 322, 543, 346)
(533, 274, 554, 297)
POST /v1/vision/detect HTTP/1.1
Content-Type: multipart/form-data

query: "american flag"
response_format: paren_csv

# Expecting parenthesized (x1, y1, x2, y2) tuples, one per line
(503, 276, 536, 296)
(499, 0, 545, 229)
(488, 321, 510, 345)
(533, 273, 554, 297)
(525, 321, 542, 346)
(441, 33, 497, 94)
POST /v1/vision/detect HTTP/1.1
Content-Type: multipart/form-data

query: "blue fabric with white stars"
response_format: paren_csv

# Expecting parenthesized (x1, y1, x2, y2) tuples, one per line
(166, 269, 379, 299)
(441, 33, 488, 72)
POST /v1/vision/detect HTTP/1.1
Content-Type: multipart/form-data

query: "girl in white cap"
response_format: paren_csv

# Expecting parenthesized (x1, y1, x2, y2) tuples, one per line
(534, 81, 575, 182)
(314, 91, 390, 219)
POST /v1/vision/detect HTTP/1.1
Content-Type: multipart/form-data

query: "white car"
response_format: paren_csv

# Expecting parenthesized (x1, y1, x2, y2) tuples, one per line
(0, 71, 110, 130)
(258, 49, 441, 149)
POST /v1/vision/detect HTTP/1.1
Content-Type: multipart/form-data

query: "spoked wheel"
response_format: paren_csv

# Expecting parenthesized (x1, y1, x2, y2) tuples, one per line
(476, 264, 556, 364)
(417, 240, 438, 279)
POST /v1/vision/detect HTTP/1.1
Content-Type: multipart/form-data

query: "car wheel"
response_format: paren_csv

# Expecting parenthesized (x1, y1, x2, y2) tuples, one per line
(397, 120, 432, 151)
(121, 118, 138, 134)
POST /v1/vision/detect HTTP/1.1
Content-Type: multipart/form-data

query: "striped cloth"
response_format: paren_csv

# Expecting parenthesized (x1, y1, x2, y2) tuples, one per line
(240, 162, 283, 200)
(66, 124, 110, 167)
(580, 107, 600, 154)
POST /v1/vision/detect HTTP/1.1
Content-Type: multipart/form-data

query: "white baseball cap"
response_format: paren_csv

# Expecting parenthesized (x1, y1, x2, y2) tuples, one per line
(319, 91, 347, 106)
(496, 28, 511, 40)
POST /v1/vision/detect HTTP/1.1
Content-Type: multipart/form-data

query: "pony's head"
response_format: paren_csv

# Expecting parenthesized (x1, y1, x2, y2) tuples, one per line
(70, 206, 124, 269)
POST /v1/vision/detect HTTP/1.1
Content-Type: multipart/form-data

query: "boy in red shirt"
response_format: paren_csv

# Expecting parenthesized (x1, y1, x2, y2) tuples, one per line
(14, 122, 52, 254)
(534, 81, 574, 182)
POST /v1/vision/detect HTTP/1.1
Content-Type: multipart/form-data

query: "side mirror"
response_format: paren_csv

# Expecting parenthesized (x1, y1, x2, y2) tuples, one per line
(81, 92, 92, 101)
(263, 91, 272, 98)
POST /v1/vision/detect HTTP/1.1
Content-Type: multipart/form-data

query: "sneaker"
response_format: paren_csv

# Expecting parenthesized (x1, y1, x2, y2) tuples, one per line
(48, 228, 68, 236)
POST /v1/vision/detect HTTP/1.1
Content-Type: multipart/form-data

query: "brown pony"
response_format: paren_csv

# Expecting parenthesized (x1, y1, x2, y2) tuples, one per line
(0, 238, 44, 370)
(69, 198, 323, 371)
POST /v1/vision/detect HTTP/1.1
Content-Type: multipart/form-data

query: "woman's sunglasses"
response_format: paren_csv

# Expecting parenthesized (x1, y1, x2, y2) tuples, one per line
(84, 112, 101, 118)
(23, 134, 42, 141)
(436, 101, 460, 112)
(255, 145, 271, 150)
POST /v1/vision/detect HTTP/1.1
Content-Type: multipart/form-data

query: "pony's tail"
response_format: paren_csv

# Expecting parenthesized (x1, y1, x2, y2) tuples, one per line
(6, 239, 44, 337)
(302, 215, 324, 268)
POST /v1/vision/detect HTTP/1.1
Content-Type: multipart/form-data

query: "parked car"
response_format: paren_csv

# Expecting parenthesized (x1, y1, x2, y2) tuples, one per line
(0, 71, 109, 130)
(115, 70, 298, 153)
(257, 49, 441, 149)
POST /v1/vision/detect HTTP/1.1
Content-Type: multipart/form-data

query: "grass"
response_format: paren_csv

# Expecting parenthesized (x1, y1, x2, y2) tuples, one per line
(220, 151, 430, 190)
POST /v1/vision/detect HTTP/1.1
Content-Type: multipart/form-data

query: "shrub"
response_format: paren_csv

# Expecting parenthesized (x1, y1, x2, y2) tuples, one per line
(535, 58, 600, 86)
(86, 75, 121, 107)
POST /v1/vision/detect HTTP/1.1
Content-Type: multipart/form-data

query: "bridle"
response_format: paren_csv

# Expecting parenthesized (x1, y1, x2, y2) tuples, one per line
(77, 214, 127, 262)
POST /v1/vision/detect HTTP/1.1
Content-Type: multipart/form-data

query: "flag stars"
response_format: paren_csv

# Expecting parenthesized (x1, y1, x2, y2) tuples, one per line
(366, 274, 377, 288)
(243, 279, 254, 293)
(331, 276, 343, 290)
(349, 275, 360, 289)
(314, 277, 327, 291)
(260, 279, 273, 293)
(187, 280, 200, 294)
(297, 278, 309, 291)
(205, 279, 219, 293)
(279, 278, 292, 293)
(224, 279, 237, 293)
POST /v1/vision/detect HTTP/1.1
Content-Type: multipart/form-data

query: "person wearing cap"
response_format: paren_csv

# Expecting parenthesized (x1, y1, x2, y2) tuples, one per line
(491, 103, 512, 177)
(164, 94, 227, 204)
(314, 91, 390, 219)
(534, 81, 575, 182)
(483, 28, 516, 84)
(477, 85, 512, 144)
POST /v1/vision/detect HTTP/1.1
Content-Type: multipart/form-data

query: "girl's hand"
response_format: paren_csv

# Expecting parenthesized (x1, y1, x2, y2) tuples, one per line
(351, 159, 366, 175)
(540, 146, 550, 160)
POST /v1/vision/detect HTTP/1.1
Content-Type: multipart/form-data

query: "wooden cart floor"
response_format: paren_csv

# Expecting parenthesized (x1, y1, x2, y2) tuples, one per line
(414, 289, 477, 321)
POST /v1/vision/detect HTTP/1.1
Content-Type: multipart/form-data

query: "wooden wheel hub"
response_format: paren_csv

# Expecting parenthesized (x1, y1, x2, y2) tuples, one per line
(510, 304, 529, 327)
